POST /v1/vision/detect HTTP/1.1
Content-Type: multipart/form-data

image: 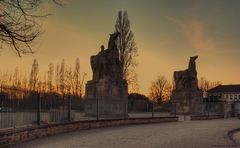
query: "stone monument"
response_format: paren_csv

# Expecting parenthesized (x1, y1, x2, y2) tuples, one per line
(171, 56, 203, 114)
(84, 32, 128, 118)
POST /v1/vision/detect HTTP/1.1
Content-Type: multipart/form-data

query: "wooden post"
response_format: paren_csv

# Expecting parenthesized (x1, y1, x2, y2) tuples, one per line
(152, 100, 154, 118)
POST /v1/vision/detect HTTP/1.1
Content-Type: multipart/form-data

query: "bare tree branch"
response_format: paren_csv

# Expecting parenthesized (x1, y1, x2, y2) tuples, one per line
(149, 75, 172, 104)
(0, 0, 63, 57)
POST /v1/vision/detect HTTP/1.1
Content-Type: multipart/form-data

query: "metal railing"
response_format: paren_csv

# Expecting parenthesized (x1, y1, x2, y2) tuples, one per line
(0, 89, 177, 130)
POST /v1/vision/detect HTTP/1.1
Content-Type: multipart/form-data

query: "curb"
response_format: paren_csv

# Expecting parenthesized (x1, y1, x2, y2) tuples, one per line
(227, 128, 240, 146)
(0, 117, 178, 147)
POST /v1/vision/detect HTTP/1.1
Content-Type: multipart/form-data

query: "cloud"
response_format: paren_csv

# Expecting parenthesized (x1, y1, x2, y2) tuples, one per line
(167, 16, 215, 51)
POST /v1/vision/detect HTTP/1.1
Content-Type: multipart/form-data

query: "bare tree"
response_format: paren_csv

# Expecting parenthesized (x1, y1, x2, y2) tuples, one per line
(47, 63, 54, 93)
(42, 72, 47, 93)
(0, 71, 8, 86)
(115, 10, 138, 92)
(59, 59, 66, 95)
(29, 59, 39, 91)
(149, 75, 172, 104)
(79, 72, 86, 98)
(199, 77, 210, 93)
(0, 57, 88, 97)
(0, 0, 63, 56)
(64, 58, 86, 98)
(36, 80, 42, 92)
(73, 58, 80, 96)
(199, 77, 222, 97)
(22, 72, 28, 90)
(210, 81, 222, 88)
(55, 63, 60, 93)
(72, 58, 86, 98)
(12, 67, 19, 87)
(65, 66, 74, 94)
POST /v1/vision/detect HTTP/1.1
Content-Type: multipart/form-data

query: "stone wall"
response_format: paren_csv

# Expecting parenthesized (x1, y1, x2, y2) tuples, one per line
(190, 115, 224, 120)
(0, 117, 178, 147)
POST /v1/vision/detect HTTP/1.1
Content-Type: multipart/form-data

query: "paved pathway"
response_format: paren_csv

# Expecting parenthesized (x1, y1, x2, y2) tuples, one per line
(232, 129, 240, 145)
(11, 118, 240, 148)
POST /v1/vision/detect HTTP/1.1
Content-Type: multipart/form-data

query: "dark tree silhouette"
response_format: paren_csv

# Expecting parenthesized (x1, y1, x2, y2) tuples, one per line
(47, 63, 54, 93)
(59, 59, 66, 95)
(0, 0, 63, 56)
(149, 75, 172, 104)
(199, 77, 222, 96)
(29, 59, 39, 91)
(73, 58, 86, 98)
(128, 93, 149, 101)
(115, 10, 138, 92)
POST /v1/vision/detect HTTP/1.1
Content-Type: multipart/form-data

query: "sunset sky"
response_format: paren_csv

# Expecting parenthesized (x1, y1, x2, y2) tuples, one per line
(0, 0, 240, 95)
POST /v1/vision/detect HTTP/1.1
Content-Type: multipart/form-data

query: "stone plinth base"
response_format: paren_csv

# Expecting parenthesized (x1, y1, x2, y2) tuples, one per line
(84, 79, 128, 118)
(171, 90, 203, 115)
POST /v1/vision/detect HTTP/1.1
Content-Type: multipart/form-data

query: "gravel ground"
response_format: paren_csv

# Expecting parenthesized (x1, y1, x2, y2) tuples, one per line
(11, 118, 240, 148)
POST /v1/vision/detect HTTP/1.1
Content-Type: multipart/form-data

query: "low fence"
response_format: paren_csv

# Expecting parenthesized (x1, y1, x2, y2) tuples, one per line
(0, 117, 178, 147)
(0, 89, 176, 130)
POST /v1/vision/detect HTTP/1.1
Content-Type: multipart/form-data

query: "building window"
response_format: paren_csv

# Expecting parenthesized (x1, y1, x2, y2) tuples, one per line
(235, 95, 238, 100)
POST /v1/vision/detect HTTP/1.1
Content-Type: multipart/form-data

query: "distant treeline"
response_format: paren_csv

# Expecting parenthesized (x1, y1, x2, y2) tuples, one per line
(0, 58, 86, 98)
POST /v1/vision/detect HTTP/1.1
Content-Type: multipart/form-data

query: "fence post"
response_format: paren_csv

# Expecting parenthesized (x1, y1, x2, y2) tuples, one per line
(207, 103, 210, 116)
(126, 101, 128, 119)
(1, 85, 3, 128)
(152, 101, 154, 118)
(174, 102, 177, 117)
(0, 86, 2, 128)
(68, 94, 71, 122)
(37, 92, 41, 125)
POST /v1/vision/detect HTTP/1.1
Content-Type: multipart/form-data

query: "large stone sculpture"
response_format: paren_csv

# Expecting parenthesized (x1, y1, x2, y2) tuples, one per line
(171, 56, 203, 114)
(84, 32, 128, 118)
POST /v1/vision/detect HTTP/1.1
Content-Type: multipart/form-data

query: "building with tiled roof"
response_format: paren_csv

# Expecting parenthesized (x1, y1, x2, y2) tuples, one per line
(207, 85, 240, 102)
(207, 85, 240, 117)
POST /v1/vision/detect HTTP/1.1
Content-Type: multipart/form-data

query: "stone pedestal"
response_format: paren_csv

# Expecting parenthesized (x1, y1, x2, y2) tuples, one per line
(172, 90, 203, 114)
(85, 79, 128, 117)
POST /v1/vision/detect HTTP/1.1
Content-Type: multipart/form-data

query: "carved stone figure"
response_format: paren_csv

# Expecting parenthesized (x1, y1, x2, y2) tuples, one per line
(84, 32, 128, 118)
(171, 56, 203, 114)
(90, 32, 122, 82)
(108, 32, 120, 50)
(174, 56, 198, 90)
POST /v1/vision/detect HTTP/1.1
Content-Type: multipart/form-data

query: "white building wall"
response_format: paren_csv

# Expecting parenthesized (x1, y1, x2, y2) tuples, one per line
(222, 93, 240, 103)
(208, 92, 240, 117)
